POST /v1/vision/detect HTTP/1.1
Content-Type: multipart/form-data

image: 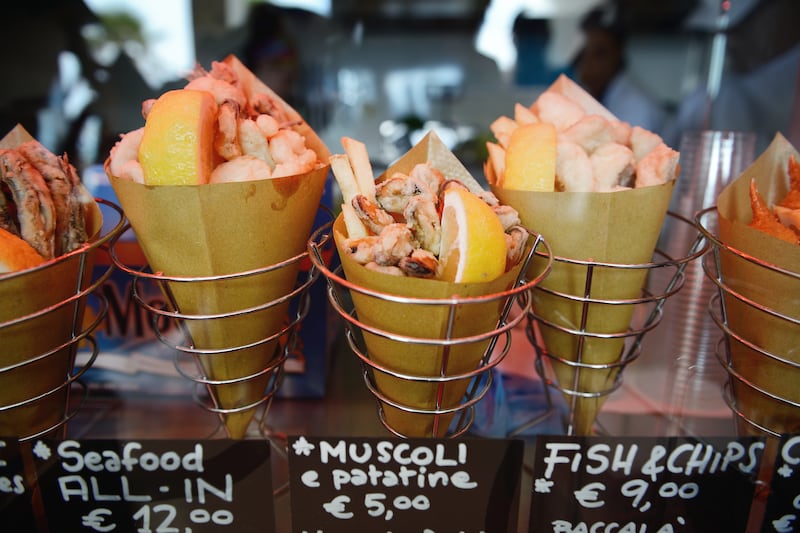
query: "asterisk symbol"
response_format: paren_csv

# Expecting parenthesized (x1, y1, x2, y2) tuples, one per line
(778, 464, 794, 478)
(292, 436, 315, 456)
(32, 441, 51, 460)
(534, 477, 554, 493)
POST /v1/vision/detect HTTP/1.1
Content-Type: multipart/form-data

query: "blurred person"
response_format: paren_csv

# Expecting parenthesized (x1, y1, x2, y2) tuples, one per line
(241, 3, 302, 111)
(572, 2, 667, 135)
(664, 0, 800, 153)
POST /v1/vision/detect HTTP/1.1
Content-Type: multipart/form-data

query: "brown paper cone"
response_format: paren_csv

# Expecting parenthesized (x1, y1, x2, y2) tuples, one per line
(106, 55, 330, 438)
(330, 131, 534, 437)
(0, 125, 105, 438)
(493, 181, 675, 434)
(334, 215, 528, 437)
(109, 166, 328, 438)
(715, 133, 800, 436)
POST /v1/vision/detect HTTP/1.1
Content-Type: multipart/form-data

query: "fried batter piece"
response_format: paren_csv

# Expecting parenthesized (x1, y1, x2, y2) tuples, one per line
(748, 179, 799, 244)
(777, 155, 800, 210)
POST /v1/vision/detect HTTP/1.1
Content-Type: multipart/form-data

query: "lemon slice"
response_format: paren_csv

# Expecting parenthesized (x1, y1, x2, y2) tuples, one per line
(138, 89, 218, 185)
(503, 122, 557, 191)
(439, 188, 508, 283)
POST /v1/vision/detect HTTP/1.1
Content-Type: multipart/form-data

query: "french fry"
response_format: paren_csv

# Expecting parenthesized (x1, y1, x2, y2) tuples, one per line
(341, 202, 369, 239)
(485, 141, 506, 187)
(341, 136, 376, 202)
(330, 154, 360, 203)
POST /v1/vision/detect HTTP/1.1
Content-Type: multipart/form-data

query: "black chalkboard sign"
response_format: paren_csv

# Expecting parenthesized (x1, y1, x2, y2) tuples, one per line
(0, 438, 38, 533)
(287, 436, 524, 532)
(528, 436, 765, 533)
(7, 438, 274, 533)
(763, 435, 800, 533)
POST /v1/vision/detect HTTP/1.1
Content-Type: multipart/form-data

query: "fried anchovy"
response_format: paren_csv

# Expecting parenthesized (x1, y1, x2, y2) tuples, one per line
(17, 140, 90, 254)
(0, 149, 56, 259)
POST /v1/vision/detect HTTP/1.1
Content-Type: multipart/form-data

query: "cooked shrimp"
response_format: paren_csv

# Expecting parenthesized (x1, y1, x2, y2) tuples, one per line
(373, 223, 416, 266)
(410, 163, 446, 196)
(492, 204, 521, 230)
(591, 142, 634, 192)
(184, 75, 247, 109)
(556, 141, 594, 192)
(399, 248, 438, 277)
(343, 235, 379, 263)
(209, 155, 272, 183)
(352, 194, 395, 235)
(749, 179, 798, 244)
(208, 60, 240, 86)
(238, 118, 273, 165)
(108, 128, 145, 183)
(215, 100, 242, 161)
(269, 129, 306, 164)
(256, 114, 279, 138)
(376, 173, 437, 214)
(404, 195, 441, 254)
(505, 225, 528, 271)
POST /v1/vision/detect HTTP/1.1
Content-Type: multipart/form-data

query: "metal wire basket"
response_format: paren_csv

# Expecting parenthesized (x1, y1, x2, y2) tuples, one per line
(0, 198, 125, 440)
(110, 223, 320, 439)
(308, 221, 553, 438)
(522, 212, 708, 436)
(697, 206, 800, 437)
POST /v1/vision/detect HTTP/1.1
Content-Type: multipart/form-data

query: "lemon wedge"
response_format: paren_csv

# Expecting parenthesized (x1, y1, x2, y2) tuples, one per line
(138, 89, 218, 185)
(503, 122, 557, 191)
(439, 188, 508, 283)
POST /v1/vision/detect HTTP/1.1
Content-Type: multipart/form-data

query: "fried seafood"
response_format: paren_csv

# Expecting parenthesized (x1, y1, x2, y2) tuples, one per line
(748, 179, 799, 244)
(778, 155, 800, 210)
(109, 59, 324, 185)
(485, 84, 679, 192)
(334, 145, 525, 280)
(0, 137, 94, 269)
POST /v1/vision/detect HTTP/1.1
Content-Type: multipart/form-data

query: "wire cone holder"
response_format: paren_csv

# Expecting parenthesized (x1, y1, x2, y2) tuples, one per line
(523, 212, 708, 436)
(696, 207, 800, 437)
(110, 223, 320, 440)
(0, 198, 125, 441)
(309, 220, 553, 438)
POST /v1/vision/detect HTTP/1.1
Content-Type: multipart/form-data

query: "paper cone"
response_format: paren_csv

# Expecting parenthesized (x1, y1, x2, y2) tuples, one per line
(106, 55, 330, 438)
(109, 164, 327, 438)
(494, 182, 674, 434)
(330, 131, 535, 437)
(486, 75, 676, 434)
(715, 133, 800, 436)
(0, 127, 105, 438)
(334, 216, 529, 437)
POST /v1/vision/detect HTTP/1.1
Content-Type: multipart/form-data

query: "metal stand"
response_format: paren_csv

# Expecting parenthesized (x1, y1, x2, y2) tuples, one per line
(309, 222, 553, 438)
(523, 212, 707, 436)
(110, 222, 320, 439)
(0, 198, 125, 441)
(697, 206, 800, 436)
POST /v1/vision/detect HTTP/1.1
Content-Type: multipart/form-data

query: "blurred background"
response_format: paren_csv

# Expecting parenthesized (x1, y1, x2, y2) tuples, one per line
(3, 0, 798, 178)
